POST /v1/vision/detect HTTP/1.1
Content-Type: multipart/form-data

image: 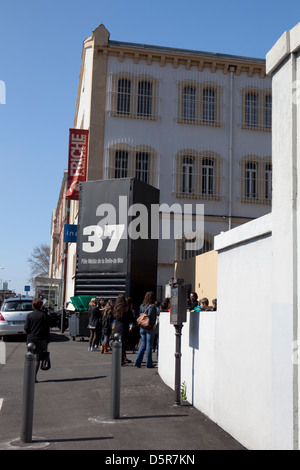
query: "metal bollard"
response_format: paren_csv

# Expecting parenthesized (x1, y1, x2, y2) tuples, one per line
(20, 342, 37, 443)
(110, 333, 122, 419)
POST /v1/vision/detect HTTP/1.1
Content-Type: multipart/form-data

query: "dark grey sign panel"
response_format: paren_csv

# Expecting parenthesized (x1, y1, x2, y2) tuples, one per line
(77, 179, 130, 274)
(76, 178, 159, 305)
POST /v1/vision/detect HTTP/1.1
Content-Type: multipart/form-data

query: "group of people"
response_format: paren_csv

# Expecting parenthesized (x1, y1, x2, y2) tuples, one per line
(23, 290, 216, 383)
(188, 292, 217, 312)
(87, 291, 161, 368)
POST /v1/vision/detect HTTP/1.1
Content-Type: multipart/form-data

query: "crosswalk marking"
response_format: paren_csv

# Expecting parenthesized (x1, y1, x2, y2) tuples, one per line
(0, 399, 3, 411)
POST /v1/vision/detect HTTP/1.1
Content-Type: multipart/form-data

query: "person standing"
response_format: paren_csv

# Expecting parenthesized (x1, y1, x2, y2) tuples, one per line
(87, 298, 101, 351)
(24, 298, 50, 382)
(101, 302, 113, 354)
(113, 294, 133, 365)
(134, 291, 157, 369)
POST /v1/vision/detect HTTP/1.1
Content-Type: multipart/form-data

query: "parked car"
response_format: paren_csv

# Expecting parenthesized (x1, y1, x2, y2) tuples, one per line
(0, 298, 33, 337)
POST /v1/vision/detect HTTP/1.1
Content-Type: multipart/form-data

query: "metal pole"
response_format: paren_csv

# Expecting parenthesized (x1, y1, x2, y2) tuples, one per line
(174, 324, 183, 406)
(60, 307, 66, 333)
(21, 343, 37, 443)
(110, 333, 122, 419)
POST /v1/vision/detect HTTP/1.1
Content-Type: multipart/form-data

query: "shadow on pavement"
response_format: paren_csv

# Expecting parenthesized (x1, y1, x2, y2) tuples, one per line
(40, 375, 107, 383)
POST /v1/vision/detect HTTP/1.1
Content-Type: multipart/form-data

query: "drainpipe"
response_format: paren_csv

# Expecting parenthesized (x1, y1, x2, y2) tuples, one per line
(228, 67, 235, 231)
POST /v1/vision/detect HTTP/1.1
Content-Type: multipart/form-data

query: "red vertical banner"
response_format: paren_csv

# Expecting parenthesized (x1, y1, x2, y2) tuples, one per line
(66, 129, 89, 200)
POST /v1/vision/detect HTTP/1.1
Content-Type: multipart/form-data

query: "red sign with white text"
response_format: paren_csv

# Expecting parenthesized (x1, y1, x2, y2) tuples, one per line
(66, 129, 89, 200)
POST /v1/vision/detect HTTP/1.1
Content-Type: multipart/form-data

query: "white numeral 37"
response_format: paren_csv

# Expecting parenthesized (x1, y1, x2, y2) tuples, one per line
(82, 224, 125, 253)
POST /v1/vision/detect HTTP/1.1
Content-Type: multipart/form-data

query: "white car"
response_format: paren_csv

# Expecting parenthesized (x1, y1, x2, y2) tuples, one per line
(0, 298, 33, 337)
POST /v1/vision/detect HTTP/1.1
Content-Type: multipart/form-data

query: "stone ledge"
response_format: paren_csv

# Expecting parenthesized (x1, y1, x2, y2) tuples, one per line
(266, 22, 300, 76)
(266, 30, 290, 76)
(214, 213, 272, 252)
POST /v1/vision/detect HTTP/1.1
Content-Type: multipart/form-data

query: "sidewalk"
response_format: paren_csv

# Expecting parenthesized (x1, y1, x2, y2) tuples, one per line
(0, 331, 245, 451)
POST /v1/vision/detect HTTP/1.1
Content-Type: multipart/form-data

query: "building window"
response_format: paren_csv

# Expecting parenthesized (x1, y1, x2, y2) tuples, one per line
(245, 92, 258, 127)
(202, 88, 215, 124)
(245, 162, 257, 199)
(135, 152, 150, 184)
(181, 156, 194, 194)
(202, 158, 214, 196)
(240, 156, 272, 204)
(176, 233, 213, 261)
(265, 163, 272, 200)
(107, 145, 158, 187)
(117, 78, 131, 115)
(177, 81, 222, 127)
(108, 74, 159, 120)
(241, 88, 272, 132)
(174, 150, 221, 200)
(114, 150, 128, 178)
(182, 86, 196, 121)
(137, 81, 152, 117)
(265, 94, 272, 129)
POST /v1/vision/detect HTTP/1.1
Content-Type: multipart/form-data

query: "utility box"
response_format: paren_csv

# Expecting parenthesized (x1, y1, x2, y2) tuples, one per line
(170, 279, 187, 325)
(75, 178, 159, 308)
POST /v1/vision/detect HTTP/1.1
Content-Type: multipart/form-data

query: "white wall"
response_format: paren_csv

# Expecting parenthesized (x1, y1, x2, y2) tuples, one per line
(160, 23, 300, 451)
(159, 214, 274, 450)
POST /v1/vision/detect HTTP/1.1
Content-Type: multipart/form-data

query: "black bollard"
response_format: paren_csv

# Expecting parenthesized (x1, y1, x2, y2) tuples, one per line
(20, 342, 37, 443)
(110, 333, 122, 419)
(174, 324, 183, 406)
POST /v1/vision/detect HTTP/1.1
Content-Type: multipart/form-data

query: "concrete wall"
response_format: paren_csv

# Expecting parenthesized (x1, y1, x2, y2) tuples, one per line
(159, 22, 300, 450)
(159, 214, 274, 450)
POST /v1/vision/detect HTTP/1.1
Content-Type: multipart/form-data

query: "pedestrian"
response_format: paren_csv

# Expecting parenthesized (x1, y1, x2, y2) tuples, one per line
(87, 298, 101, 351)
(95, 298, 105, 348)
(113, 294, 133, 365)
(199, 297, 209, 311)
(101, 302, 113, 354)
(24, 298, 50, 383)
(134, 291, 157, 369)
(188, 292, 199, 311)
(152, 300, 160, 354)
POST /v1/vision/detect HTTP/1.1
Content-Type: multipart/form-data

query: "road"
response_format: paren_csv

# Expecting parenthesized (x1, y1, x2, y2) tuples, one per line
(0, 331, 245, 453)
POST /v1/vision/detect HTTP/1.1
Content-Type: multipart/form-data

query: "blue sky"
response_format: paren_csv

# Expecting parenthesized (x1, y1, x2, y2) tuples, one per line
(0, 0, 298, 295)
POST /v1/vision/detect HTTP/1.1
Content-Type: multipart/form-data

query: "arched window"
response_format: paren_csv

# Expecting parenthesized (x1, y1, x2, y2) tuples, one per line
(135, 152, 150, 184)
(202, 158, 214, 195)
(245, 162, 257, 199)
(181, 156, 194, 194)
(114, 150, 128, 178)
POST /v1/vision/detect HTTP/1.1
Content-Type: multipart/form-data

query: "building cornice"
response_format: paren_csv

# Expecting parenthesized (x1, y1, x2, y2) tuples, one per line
(95, 39, 266, 77)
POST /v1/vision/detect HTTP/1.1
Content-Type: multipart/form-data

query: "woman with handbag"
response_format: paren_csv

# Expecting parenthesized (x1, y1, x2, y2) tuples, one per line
(134, 291, 157, 368)
(24, 298, 50, 382)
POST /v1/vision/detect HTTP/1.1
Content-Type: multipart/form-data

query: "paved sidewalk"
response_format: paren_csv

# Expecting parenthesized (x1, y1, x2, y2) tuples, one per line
(0, 332, 245, 452)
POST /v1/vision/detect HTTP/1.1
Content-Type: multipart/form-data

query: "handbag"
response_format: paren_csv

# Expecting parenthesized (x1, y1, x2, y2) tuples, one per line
(137, 305, 152, 330)
(41, 350, 51, 371)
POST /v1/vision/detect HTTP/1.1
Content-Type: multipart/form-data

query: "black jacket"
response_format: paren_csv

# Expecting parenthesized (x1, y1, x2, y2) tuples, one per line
(88, 306, 102, 328)
(24, 309, 50, 344)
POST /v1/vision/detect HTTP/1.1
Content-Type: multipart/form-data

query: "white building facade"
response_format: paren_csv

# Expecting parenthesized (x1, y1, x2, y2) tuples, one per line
(64, 24, 272, 303)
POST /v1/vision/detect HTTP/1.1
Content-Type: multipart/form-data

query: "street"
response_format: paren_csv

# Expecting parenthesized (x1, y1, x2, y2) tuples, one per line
(0, 331, 245, 452)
